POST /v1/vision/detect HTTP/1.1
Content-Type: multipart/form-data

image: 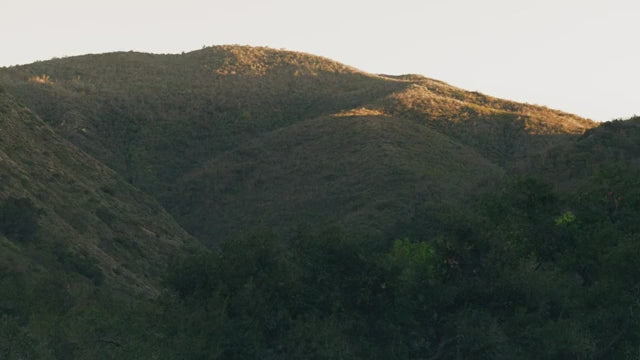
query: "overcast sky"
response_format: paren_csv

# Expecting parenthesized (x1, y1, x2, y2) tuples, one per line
(1, 0, 637, 121)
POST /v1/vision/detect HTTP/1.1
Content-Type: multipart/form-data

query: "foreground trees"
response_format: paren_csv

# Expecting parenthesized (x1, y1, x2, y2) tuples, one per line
(161, 173, 640, 359)
(2, 171, 639, 358)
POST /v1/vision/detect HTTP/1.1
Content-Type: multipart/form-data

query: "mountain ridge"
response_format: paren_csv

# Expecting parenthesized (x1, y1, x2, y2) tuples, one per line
(0, 45, 597, 244)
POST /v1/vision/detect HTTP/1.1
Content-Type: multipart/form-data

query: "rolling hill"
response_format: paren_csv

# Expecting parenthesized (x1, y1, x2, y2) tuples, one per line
(174, 111, 504, 239)
(0, 45, 597, 244)
(524, 116, 640, 184)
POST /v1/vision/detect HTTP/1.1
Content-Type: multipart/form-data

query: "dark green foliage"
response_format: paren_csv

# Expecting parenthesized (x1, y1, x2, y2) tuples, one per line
(0, 197, 41, 243)
(155, 172, 640, 359)
(95, 206, 117, 226)
(162, 228, 386, 359)
(0, 315, 44, 360)
(3, 171, 633, 359)
(55, 248, 105, 285)
(0, 266, 165, 359)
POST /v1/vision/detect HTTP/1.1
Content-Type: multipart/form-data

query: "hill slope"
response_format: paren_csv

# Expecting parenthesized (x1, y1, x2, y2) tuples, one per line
(524, 116, 640, 188)
(0, 46, 596, 243)
(175, 111, 503, 240)
(0, 87, 200, 295)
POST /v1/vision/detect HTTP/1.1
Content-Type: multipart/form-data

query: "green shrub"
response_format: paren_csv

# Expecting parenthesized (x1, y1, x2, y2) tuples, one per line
(95, 206, 116, 226)
(56, 249, 104, 286)
(0, 197, 41, 243)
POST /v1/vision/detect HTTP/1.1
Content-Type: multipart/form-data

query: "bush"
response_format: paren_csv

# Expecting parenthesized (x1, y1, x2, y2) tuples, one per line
(56, 249, 105, 286)
(0, 197, 41, 243)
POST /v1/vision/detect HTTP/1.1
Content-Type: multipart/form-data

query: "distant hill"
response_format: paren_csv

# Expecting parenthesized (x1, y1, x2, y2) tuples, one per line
(0, 87, 200, 295)
(524, 116, 640, 188)
(0, 45, 597, 244)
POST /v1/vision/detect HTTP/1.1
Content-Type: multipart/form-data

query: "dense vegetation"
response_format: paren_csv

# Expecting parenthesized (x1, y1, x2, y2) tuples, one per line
(154, 169, 640, 359)
(4, 170, 639, 359)
(0, 197, 41, 243)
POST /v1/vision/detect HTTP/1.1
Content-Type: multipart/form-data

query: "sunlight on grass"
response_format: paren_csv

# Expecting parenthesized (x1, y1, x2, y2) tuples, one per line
(28, 74, 53, 85)
(332, 107, 386, 117)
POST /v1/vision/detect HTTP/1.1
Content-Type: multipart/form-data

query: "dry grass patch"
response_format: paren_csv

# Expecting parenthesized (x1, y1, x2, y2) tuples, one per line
(28, 74, 53, 85)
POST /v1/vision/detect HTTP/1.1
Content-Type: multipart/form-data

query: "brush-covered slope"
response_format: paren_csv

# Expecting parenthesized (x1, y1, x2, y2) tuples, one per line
(0, 88, 200, 295)
(175, 111, 503, 240)
(0, 46, 596, 244)
(374, 77, 595, 165)
(526, 116, 640, 187)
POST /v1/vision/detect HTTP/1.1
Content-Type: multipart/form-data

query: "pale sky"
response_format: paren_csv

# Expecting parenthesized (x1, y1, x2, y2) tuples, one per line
(1, 0, 638, 121)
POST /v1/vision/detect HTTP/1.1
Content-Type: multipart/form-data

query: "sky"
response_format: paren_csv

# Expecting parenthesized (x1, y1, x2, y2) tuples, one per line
(1, 0, 638, 121)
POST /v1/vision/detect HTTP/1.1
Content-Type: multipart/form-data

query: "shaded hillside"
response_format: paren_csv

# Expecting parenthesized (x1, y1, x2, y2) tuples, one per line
(175, 112, 503, 240)
(0, 88, 200, 295)
(0, 46, 596, 244)
(524, 116, 640, 188)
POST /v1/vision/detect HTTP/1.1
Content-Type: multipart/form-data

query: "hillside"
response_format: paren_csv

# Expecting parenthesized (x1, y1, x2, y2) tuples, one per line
(0, 45, 596, 244)
(175, 111, 503, 239)
(524, 116, 640, 185)
(0, 87, 200, 295)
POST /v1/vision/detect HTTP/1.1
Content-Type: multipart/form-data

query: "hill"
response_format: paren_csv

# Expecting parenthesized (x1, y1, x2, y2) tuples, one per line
(1, 46, 639, 358)
(524, 116, 640, 185)
(0, 45, 596, 243)
(175, 111, 503, 239)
